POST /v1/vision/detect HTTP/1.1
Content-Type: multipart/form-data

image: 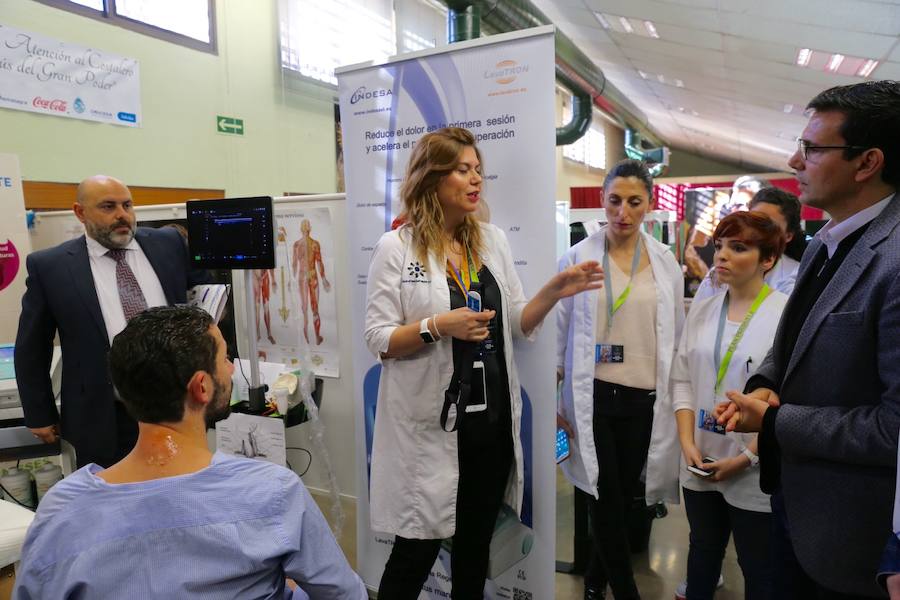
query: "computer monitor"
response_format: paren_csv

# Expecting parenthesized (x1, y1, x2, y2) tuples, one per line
(186, 197, 275, 269)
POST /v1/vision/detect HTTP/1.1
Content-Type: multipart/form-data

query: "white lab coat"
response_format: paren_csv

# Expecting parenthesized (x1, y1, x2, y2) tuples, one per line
(364, 223, 537, 539)
(672, 290, 788, 512)
(557, 228, 685, 504)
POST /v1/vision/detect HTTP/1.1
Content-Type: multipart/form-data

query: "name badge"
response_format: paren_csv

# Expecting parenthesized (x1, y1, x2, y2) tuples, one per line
(595, 344, 624, 364)
(697, 408, 726, 435)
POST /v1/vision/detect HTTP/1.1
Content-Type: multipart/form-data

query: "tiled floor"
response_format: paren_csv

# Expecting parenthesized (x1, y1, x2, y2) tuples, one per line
(313, 467, 746, 599)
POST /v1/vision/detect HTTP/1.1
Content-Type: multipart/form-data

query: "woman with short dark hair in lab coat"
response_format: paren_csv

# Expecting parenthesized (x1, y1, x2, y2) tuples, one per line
(673, 211, 787, 599)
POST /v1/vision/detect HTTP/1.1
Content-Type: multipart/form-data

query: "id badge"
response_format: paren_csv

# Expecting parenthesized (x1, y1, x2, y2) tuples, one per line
(697, 408, 726, 435)
(595, 344, 624, 364)
(465, 361, 487, 413)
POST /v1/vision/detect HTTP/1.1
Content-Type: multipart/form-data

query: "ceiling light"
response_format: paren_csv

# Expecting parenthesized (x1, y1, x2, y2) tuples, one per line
(637, 70, 648, 79)
(857, 59, 879, 78)
(796, 48, 812, 67)
(675, 79, 684, 87)
(677, 106, 685, 112)
(643, 20, 659, 38)
(619, 16, 634, 34)
(827, 54, 845, 72)
(657, 74, 666, 84)
(593, 12, 611, 29)
(783, 103, 794, 113)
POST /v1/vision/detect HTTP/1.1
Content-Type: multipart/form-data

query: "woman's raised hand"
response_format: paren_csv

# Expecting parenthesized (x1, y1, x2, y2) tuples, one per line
(435, 308, 496, 342)
(551, 260, 604, 300)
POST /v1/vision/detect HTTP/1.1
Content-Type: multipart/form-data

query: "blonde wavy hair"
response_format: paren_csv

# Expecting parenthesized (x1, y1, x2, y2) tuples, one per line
(399, 127, 484, 265)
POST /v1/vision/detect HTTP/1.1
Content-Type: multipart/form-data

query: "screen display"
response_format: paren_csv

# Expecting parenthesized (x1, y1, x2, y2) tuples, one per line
(187, 197, 275, 269)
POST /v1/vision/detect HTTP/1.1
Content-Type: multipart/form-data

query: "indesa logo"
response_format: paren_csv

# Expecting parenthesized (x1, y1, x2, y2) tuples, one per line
(350, 86, 392, 105)
(484, 60, 529, 85)
(33, 97, 67, 112)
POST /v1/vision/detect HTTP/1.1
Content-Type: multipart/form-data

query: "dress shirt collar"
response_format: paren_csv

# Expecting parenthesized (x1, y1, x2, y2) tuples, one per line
(816, 193, 895, 258)
(85, 232, 140, 258)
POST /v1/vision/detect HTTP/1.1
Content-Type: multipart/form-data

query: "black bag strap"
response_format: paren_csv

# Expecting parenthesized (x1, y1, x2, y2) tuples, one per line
(440, 340, 477, 432)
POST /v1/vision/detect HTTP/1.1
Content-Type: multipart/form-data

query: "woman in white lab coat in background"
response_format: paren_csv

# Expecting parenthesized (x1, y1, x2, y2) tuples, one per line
(366, 127, 602, 600)
(557, 159, 685, 600)
(672, 211, 787, 599)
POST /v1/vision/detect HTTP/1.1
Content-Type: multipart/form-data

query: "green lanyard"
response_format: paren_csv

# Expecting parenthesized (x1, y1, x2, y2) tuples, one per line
(447, 246, 480, 296)
(713, 284, 772, 395)
(602, 235, 642, 338)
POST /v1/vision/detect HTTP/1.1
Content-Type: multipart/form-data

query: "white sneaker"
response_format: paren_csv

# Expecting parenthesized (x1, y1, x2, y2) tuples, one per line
(674, 574, 724, 599)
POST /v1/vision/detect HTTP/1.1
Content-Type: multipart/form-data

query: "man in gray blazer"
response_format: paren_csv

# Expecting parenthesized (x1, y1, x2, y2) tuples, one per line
(718, 80, 900, 598)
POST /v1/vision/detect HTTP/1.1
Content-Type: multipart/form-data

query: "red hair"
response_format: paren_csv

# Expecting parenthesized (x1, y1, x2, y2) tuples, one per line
(713, 211, 786, 264)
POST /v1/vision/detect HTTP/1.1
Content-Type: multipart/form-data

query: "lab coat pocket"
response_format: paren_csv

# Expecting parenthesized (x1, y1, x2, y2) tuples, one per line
(387, 351, 441, 424)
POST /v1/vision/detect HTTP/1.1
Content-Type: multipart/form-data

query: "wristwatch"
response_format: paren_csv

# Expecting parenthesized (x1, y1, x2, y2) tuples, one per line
(741, 447, 760, 468)
(419, 317, 436, 344)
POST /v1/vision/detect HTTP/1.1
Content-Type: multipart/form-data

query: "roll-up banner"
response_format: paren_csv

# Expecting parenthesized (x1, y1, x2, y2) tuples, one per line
(338, 26, 556, 599)
(0, 154, 30, 344)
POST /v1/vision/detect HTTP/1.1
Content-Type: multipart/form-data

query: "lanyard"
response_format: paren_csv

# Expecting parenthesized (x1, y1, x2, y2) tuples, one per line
(713, 284, 772, 395)
(602, 235, 642, 337)
(447, 246, 480, 296)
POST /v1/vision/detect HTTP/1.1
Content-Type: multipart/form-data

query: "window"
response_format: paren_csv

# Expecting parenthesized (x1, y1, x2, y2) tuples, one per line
(37, 0, 216, 53)
(280, 0, 395, 87)
(279, 0, 449, 87)
(396, 0, 447, 54)
(561, 97, 607, 170)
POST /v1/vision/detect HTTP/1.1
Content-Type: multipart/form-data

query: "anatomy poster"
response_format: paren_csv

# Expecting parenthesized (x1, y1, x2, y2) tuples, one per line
(254, 207, 339, 377)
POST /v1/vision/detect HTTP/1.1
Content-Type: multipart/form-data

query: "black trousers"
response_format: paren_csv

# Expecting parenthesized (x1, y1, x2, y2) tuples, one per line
(586, 380, 655, 600)
(377, 418, 513, 599)
(769, 491, 877, 600)
(682, 487, 772, 600)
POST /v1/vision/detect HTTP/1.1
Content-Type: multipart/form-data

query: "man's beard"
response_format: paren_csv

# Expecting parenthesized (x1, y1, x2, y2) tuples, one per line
(86, 219, 135, 249)
(204, 377, 233, 429)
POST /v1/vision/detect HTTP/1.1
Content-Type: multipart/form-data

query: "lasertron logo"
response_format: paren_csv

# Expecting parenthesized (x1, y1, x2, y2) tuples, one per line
(484, 60, 529, 85)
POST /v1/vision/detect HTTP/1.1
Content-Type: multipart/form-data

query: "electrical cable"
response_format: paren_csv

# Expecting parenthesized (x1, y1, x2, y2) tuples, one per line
(231, 346, 251, 390)
(286, 447, 312, 477)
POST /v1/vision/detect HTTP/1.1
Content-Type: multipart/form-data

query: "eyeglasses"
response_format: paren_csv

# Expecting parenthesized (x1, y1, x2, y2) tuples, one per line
(797, 139, 867, 161)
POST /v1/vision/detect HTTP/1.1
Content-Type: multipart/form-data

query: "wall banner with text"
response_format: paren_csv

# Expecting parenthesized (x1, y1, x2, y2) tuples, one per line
(0, 23, 141, 127)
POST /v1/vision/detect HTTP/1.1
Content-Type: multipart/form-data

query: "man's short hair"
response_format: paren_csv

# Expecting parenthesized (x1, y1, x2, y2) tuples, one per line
(109, 306, 217, 424)
(807, 80, 900, 187)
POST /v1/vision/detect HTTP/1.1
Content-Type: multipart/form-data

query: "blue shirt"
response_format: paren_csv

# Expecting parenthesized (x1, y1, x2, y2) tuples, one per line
(13, 452, 366, 600)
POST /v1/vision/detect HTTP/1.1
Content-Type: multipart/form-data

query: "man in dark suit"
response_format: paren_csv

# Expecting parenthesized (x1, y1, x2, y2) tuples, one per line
(717, 80, 900, 598)
(15, 175, 199, 468)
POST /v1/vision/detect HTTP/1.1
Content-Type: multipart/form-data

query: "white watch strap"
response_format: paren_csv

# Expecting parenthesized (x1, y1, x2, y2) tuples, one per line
(742, 447, 759, 467)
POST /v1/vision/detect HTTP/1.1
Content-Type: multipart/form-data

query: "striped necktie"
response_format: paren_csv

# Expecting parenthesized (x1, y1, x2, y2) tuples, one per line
(106, 248, 148, 321)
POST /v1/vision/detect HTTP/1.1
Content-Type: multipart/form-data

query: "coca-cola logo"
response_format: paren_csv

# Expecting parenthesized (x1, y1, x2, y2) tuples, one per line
(32, 97, 67, 112)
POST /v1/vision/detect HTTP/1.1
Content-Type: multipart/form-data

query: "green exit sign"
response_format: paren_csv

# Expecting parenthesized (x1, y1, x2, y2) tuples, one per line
(217, 115, 244, 135)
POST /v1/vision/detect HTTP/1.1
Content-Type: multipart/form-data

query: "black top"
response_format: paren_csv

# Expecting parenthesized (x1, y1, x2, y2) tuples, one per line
(448, 265, 512, 447)
(754, 222, 872, 493)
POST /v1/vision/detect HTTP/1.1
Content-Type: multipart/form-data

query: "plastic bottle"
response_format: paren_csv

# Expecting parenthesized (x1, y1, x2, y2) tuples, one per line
(34, 463, 63, 501)
(0, 467, 34, 507)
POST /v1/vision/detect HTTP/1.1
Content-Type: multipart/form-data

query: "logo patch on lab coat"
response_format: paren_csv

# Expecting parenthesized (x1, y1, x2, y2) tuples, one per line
(403, 261, 430, 283)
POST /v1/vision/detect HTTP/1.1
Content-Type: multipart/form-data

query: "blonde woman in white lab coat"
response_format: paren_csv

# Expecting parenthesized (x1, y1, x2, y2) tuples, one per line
(673, 211, 787, 599)
(557, 159, 685, 600)
(366, 127, 602, 599)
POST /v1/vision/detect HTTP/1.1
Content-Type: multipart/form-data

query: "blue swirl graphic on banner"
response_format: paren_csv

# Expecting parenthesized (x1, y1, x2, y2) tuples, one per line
(425, 55, 468, 118)
(381, 58, 470, 232)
